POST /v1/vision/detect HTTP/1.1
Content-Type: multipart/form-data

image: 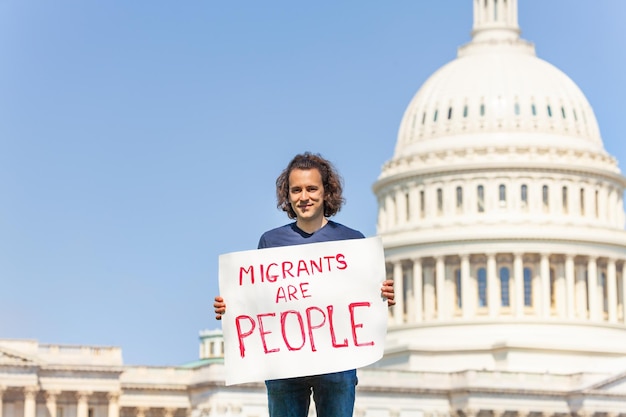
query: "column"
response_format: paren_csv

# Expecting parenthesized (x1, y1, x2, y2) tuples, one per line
(0, 385, 5, 417)
(575, 262, 588, 318)
(396, 190, 407, 225)
(588, 257, 599, 321)
(436, 256, 446, 319)
(136, 408, 148, 417)
(385, 194, 395, 230)
(107, 392, 121, 417)
(76, 392, 91, 417)
(622, 261, 626, 323)
(24, 387, 38, 417)
(45, 391, 61, 417)
(412, 259, 423, 322)
(555, 260, 566, 317)
(540, 253, 551, 318)
(513, 253, 524, 317)
(487, 253, 498, 317)
(565, 255, 576, 319)
(608, 259, 617, 323)
(393, 262, 404, 325)
(163, 409, 176, 417)
(424, 265, 436, 320)
(461, 254, 471, 318)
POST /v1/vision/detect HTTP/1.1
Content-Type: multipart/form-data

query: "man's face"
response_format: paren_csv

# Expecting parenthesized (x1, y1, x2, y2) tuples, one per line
(288, 168, 325, 223)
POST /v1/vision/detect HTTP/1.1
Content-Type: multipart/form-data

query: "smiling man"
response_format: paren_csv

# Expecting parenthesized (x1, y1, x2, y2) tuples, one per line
(214, 152, 395, 417)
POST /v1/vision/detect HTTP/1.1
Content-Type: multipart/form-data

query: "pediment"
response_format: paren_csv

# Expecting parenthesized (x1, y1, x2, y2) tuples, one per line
(0, 347, 38, 366)
(585, 370, 626, 394)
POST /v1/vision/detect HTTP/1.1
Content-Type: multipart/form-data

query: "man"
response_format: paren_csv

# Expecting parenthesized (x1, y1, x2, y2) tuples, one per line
(214, 152, 395, 417)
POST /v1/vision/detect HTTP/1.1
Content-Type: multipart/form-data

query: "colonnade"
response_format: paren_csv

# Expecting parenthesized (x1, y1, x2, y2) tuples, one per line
(387, 252, 626, 325)
(0, 387, 180, 417)
(448, 408, 623, 417)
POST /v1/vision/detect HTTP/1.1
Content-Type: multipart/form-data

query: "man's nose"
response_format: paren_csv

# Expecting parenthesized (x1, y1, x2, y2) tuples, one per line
(300, 190, 309, 200)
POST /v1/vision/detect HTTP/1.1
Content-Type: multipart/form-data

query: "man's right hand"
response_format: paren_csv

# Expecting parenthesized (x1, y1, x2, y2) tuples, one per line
(213, 296, 226, 320)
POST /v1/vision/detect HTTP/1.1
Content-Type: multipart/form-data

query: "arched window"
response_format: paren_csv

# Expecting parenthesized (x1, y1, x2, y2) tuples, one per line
(514, 102, 520, 116)
(523, 267, 533, 306)
(547, 105, 553, 117)
(500, 267, 511, 307)
(437, 188, 443, 215)
(405, 192, 410, 222)
(421, 112, 426, 124)
(480, 103, 485, 116)
(433, 109, 438, 122)
(562, 186, 568, 214)
(478, 267, 487, 307)
(477, 185, 485, 213)
(499, 184, 506, 207)
(520, 184, 528, 209)
(580, 188, 585, 215)
(542, 185, 549, 212)
(456, 186, 463, 211)
(463, 105, 468, 118)
(419, 190, 425, 218)
(448, 107, 453, 120)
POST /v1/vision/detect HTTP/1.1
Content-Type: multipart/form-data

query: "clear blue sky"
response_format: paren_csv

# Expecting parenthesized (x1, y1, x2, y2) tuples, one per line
(1, 2, 624, 366)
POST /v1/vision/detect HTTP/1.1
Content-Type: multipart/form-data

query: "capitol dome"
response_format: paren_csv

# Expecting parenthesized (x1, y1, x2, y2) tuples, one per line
(383, 0, 619, 181)
(373, 0, 626, 379)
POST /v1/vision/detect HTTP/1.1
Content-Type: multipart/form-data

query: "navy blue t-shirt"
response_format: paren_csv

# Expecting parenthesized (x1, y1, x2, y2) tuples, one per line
(257, 220, 364, 249)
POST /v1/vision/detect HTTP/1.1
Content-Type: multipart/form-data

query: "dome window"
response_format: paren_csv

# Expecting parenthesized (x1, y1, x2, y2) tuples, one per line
(433, 110, 439, 122)
(531, 104, 537, 116)
(420, 190, 425, 218)
(421, 112, 426, 125)
(547, 105, 553, 118)
(514, 102, 520, 116)
(480, 104, 485, 117)
(520, 184, 528, 210)
(456, 186, 463, 212)
(463, 105, 468, 118)
(499, 184, 507, 207)
(523, 267, 533, 307)
(500, 267, 511, 307)
(561, 106, 566, 119)
(542, 185, 549, 212)
(573, 109, 578, 121)
(562, 186, 569, 214)
(447, 107, 453, 120)
(477, 185, 485, 213)
(477, 267, 487, 307)
(580, 188, 585, 215)
(436, 188, 443, 214)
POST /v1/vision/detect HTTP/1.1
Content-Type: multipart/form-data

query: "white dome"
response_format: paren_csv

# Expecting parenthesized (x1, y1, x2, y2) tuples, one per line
(396, 47, 604, 157)
(389, 0, 616, 175)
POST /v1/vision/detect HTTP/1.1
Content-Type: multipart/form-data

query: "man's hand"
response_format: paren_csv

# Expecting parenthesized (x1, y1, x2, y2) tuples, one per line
(381, 279, 395, 307)
(214, 296, 226, 320)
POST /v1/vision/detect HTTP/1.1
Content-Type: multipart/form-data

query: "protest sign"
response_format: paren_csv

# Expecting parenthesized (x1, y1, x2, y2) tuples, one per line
(218, 236, 388, 386)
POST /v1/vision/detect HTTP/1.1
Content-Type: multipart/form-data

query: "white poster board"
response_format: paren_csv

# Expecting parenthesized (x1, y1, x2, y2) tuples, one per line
(218, 236, 388, 386)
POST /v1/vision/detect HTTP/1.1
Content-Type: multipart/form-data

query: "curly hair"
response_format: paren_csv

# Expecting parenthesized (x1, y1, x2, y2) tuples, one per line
(276, 152, 345, 219)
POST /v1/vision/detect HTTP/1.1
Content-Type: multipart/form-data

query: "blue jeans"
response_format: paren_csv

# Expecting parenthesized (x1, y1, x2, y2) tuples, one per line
(265, 369, 357, 417)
